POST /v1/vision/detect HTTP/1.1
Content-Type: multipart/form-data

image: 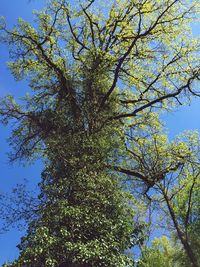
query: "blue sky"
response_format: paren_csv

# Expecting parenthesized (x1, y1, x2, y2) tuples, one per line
(0, 0, 45, 264)
(0, 0, 199, 265)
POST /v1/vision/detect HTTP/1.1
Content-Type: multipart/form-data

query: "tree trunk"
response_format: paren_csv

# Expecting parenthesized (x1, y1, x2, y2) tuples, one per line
(162, 189, 199, 267)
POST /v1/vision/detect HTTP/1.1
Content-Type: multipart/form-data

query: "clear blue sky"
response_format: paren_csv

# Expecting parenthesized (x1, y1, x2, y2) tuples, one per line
(0, 0, 199, 265)
(0, 1, 45, 264)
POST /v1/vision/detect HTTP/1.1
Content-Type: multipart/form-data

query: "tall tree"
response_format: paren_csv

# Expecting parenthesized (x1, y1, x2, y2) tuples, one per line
(0, 0, 199, 266)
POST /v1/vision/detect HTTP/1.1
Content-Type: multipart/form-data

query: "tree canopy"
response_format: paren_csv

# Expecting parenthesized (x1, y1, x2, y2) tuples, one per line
(0, 0, 200, 266)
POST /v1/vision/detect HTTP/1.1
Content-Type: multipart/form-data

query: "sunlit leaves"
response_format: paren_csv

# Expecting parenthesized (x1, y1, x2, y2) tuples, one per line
(0, 0, 200, 266)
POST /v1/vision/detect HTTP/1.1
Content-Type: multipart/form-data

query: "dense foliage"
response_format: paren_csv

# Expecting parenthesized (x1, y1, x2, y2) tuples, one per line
(0, 0, 200, 266)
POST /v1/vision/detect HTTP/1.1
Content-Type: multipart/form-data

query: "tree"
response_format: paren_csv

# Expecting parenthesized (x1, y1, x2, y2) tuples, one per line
(161, 132, 200, 266)
(137, 236, 178, 267)
(117, 115, 200, 266)
(2, 126, 138, 266)
(0, 0, 199, 266)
